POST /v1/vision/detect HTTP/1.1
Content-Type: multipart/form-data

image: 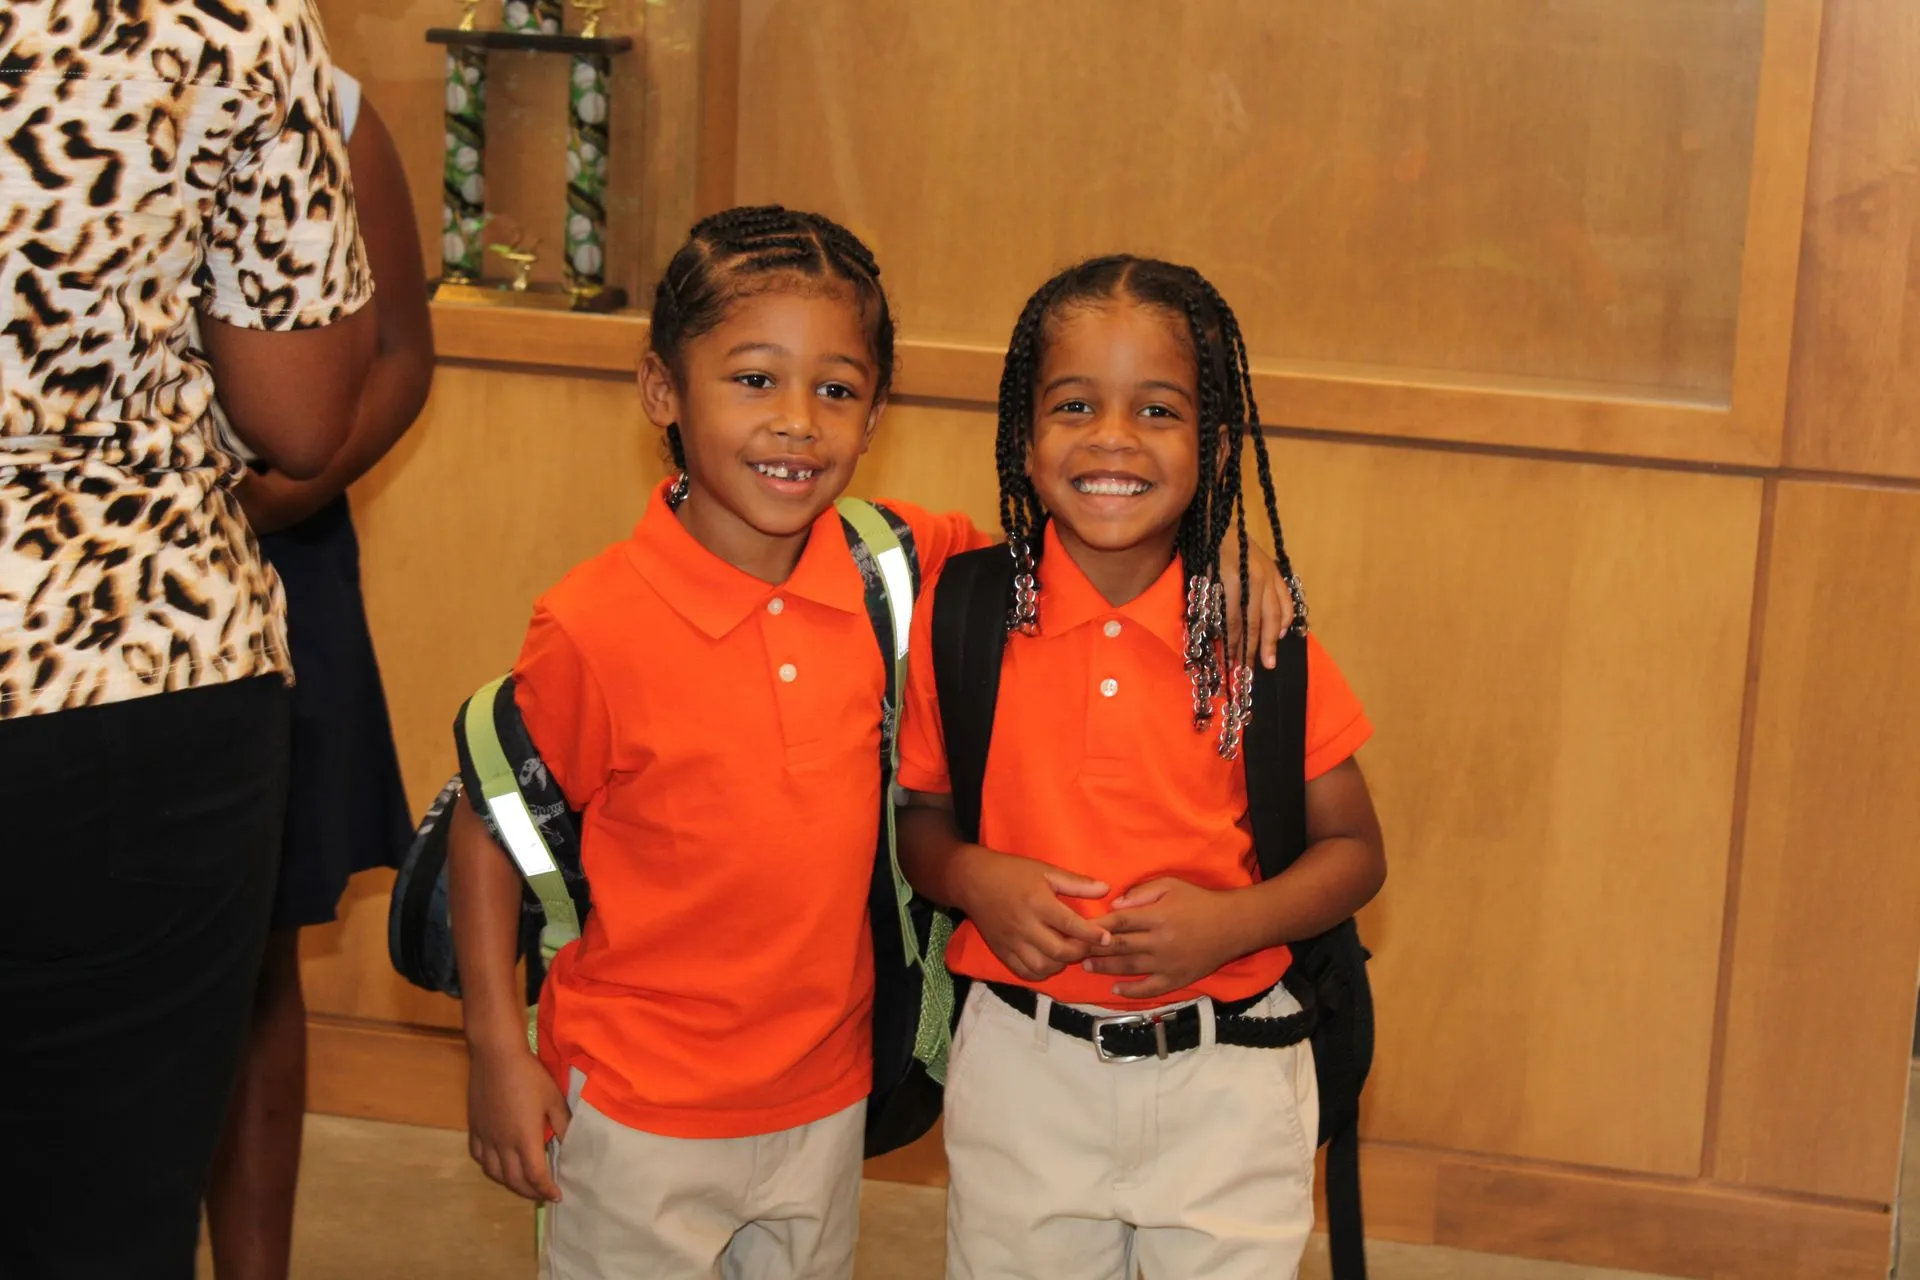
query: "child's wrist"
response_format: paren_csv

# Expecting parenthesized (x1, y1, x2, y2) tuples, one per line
(464, 1006, 532, 1057)
(947, 843, 995, 917)
(1222, 883, 1280, 959)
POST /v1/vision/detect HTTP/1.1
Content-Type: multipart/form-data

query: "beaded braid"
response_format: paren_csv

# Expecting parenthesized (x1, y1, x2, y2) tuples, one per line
(650, 204, 896, 472)
(993, 265, 1096, 632)
(990, 255, 1303, 759)
(1196, 276, 1308, 633)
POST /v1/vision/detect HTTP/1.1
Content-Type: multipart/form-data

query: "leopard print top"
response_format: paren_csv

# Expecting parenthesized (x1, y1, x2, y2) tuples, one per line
(0, 0, 371, 718)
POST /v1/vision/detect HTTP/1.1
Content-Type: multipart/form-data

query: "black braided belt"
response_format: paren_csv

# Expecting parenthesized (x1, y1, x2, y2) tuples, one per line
(986, 981, 1314, 1062)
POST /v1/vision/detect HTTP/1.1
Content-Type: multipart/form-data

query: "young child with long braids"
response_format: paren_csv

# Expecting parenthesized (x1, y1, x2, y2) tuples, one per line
(897, 256, 1388, 1280)
(447, 214, 1295, 1280)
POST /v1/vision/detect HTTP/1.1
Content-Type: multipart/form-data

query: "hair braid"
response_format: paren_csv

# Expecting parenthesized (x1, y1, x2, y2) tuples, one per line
(1197, 277, 1301, 630)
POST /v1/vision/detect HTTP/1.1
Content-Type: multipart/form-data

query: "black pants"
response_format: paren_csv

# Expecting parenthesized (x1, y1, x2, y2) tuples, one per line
(0, 678, 289, 1280)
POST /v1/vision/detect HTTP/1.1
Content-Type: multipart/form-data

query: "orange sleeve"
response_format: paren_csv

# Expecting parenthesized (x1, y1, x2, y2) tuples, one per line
(511, 606, 616, 811)
(879, 499, 996, 582)
(1303, 635, 1373, 781)
(895, 567, 952, 795)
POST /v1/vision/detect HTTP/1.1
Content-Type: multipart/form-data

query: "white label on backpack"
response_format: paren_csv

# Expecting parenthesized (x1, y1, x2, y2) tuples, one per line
(487, 791, 559, 878)
(875, 544, 914, 660)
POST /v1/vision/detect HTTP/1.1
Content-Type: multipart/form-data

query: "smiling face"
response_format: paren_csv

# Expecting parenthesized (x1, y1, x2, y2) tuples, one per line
(639, 284, 882, 579)
(1025, 299, 1201, 602)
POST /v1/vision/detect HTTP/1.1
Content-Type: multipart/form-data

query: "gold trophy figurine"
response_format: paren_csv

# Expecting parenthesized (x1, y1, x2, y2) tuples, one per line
(457, 0, 483, 32)
(488, 237, 541, 293)
(572, 0, 607, 38)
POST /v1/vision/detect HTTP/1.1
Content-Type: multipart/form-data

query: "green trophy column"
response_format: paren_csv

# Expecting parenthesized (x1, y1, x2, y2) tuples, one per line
(565, 51, 612, 302)
(441, 44, 488, 282)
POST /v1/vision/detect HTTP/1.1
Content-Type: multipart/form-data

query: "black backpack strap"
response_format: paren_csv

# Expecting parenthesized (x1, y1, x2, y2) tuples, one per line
(931, 547, 1015, 843)
(1247, 636, 1369, 1280)
(1323, 1114, 1366, 1280)
(1244, 633, 1311, 878)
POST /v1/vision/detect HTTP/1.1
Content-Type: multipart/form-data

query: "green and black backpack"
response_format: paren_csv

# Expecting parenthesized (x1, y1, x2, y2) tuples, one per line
(386, 497, 958, 1159)
(928, 544, 1375, 1280)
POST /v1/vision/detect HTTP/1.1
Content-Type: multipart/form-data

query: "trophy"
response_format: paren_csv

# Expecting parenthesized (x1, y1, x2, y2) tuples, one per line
(426, 0, 635, 312)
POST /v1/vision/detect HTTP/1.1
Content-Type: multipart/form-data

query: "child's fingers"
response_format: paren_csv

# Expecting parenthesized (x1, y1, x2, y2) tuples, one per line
(500, 1148, 541, 1201)
(1010, 947, 1065, 981)
(1112, 879, 1175, 910)
(1081, 954, 1146, 977)
(477, 1144, 507, 1189)
(1043, 868, 1110, 900)
(1043, 901, 1111, 948)
(1112, 974, 1178, 1001)
(520, 1139, 563, 1202)
(1261, 581, 1288, 668)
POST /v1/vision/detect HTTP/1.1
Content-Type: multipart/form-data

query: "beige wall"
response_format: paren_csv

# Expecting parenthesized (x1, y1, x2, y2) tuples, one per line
(308, 2, 1920, 1274)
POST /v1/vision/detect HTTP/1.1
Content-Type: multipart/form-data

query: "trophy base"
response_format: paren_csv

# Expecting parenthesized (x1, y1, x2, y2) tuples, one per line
(433, 278, 628, 314)
(427, 28, 634, 57)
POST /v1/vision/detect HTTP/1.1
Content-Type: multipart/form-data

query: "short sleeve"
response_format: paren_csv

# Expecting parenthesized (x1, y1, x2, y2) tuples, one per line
(878, 500, 995, 582)
(1304, 636, 1373, 781)
(512, 607, 617, 811)
(895, 568, 952, 795)
(199, 0, 372, 330)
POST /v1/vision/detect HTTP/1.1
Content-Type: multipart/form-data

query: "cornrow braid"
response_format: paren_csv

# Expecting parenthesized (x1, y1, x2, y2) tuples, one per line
(651, 204, 896, 470)
(990, 255, 1304, 757)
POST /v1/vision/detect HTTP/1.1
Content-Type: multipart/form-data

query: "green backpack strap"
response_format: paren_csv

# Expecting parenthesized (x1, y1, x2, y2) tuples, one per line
(835, 498, 917, 955)
(462, 676, 582, 966)
(835, 498, 961, 1084)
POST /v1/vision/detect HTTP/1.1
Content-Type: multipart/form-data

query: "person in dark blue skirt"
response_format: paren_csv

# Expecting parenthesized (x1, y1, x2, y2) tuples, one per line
(203, 71, 436, 1280)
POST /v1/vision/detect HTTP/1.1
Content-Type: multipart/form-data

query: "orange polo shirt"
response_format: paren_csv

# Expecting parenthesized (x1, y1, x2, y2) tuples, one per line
(514, 480, 987, 1139)
(896, 523, 1372, 1010)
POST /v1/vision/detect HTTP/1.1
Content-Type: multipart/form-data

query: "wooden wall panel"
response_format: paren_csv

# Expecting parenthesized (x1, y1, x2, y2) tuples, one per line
(300, 363, 666, 1029)
(1268, 439, 1762, 1175)
(1711, 481, 1920, 1203)
(735, 0, 1764, 399)
(1784, 0, 1920, 479)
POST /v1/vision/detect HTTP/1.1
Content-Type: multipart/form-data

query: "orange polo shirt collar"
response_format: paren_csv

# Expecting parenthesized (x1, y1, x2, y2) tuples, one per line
(623, 480, 867, 639)
(1035, 521, 1187, 653)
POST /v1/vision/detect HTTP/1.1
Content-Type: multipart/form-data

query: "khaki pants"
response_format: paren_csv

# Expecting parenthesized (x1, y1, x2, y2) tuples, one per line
(542, 1071, 866, 1280)
(944, 983, 1318, 1280)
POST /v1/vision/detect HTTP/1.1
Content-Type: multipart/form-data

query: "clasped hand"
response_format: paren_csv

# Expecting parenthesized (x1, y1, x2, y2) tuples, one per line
(959, 848, 1250, 1000)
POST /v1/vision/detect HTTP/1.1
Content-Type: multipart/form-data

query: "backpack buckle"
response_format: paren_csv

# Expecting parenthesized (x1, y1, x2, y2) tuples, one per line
(1090, 1011, 1169, 1063)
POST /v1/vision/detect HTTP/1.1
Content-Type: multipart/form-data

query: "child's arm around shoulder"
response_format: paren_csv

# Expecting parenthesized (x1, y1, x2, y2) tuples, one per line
(875, 499, 1296, 666)
(870, 499, 997, 582)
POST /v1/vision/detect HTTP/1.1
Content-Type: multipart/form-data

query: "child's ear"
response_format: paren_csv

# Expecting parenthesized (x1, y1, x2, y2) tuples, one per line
(637, 352, 681, 431)
(860, 393, 887, 453)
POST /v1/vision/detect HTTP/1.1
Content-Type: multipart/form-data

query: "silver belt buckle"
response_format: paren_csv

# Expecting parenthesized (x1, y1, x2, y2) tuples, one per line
(1090, 1011, 1169, 1063)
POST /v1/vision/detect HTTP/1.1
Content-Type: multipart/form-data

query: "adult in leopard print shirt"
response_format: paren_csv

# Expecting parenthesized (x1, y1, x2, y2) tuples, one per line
(0, 2, 375, 1273)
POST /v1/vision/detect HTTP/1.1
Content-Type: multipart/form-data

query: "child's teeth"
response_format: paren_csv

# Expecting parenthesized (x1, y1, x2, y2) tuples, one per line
(1077, 478, 1148, 496)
